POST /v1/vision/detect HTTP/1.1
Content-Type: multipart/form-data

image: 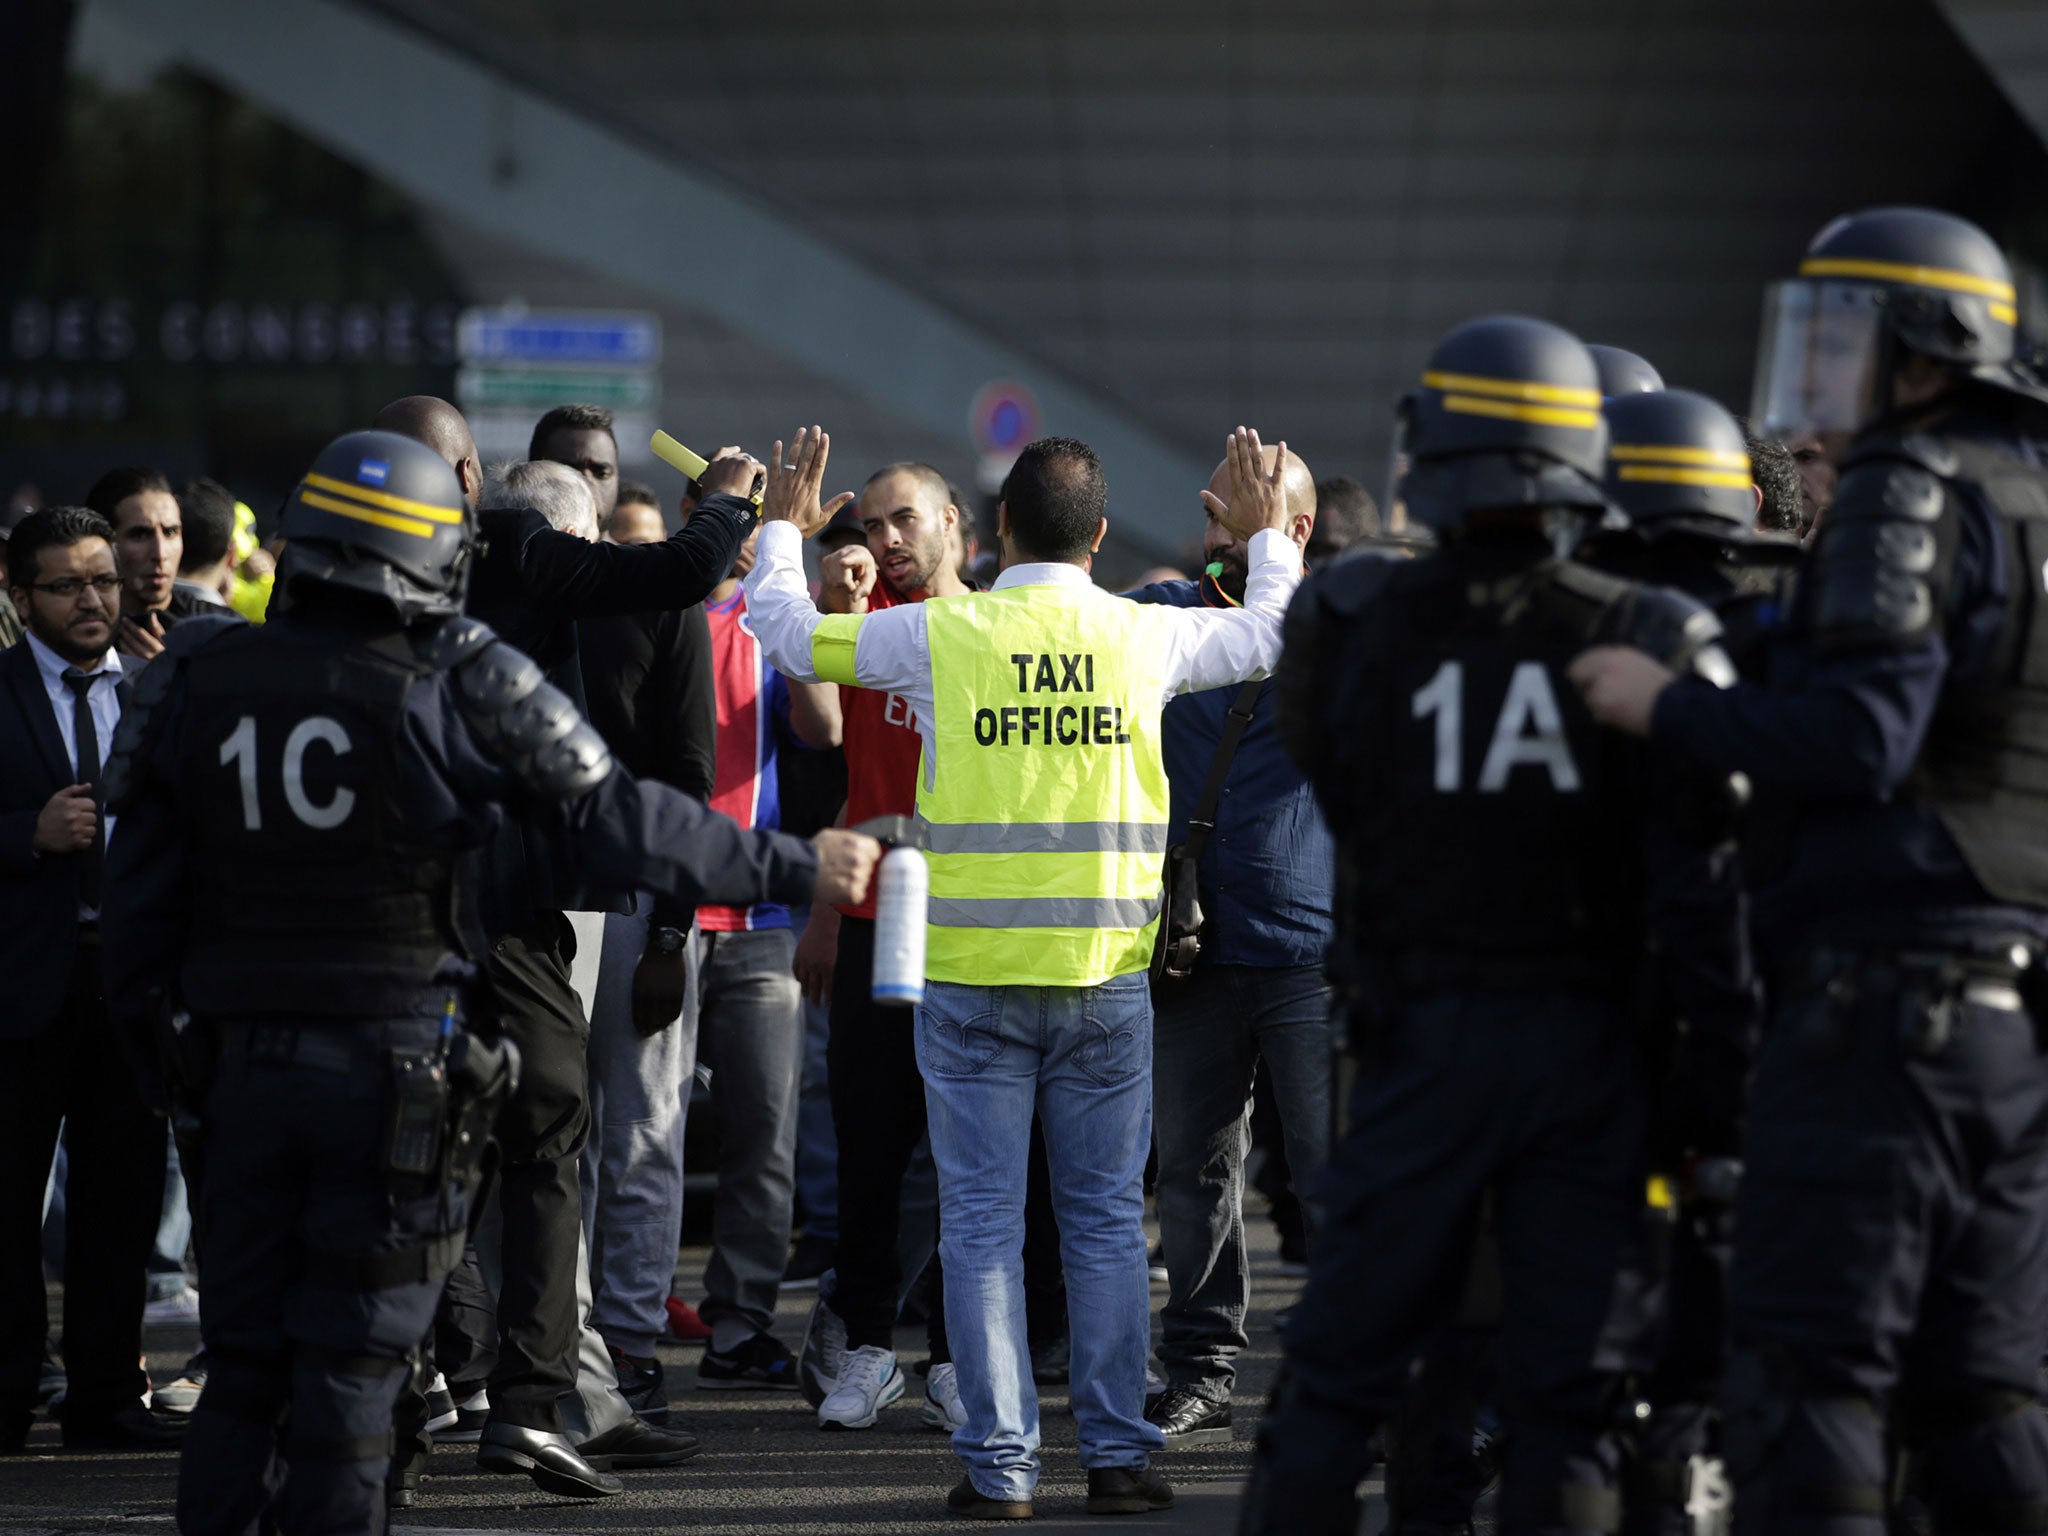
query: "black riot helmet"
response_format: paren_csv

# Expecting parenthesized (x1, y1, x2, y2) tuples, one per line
(1587, 345, 1665, 400)
(1603, 389, 1756, 539)
(275, 430, 474, 622)
(1752, 206, 2034, 440)
(1391, 315, 1611, 537)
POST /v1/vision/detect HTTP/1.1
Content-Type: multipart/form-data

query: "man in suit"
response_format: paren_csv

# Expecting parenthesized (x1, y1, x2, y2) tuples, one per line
(0, 506, 178, 1452)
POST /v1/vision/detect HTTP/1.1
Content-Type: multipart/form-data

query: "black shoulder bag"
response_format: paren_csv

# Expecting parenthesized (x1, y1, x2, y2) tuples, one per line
(1152, 679, 1265, 982)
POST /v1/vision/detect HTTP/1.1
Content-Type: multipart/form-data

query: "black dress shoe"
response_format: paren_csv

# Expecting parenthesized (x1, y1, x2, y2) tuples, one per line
(1087, 1465, 1175, 1515)
(61, 1406, 185, 1451)
(575, 1416, 700, 1469)
(1144, 1386, 1233, 1447)
(476, 1421, 624, 1498)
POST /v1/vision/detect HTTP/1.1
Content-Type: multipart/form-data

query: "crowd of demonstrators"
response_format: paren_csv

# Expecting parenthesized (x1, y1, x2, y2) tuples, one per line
(20, 197, 2047, 1536)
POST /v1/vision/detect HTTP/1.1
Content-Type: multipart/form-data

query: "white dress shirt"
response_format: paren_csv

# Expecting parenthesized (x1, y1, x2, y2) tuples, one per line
(24, 630, 124, 784)
(743, 519, 1303, 792)
(24, 631, 123, 917)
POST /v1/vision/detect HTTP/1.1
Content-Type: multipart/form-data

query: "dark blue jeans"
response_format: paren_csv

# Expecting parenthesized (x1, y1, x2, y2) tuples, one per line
(1246, 990, 1641, 1536)
(1152, 962, 1332, 1402)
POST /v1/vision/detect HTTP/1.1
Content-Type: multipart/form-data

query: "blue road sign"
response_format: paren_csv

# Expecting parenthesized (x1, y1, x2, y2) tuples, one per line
(457, 308, 662, 369)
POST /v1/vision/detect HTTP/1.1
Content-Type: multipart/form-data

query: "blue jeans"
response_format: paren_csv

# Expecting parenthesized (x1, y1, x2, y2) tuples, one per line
(149, 1127, 194, 1303)
(917, 973, 1163, 1501)
(1153, 963, 1332, 1401)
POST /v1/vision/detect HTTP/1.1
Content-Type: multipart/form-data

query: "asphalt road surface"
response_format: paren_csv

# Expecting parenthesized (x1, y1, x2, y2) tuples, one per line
(2, 1210, 1335, 1533)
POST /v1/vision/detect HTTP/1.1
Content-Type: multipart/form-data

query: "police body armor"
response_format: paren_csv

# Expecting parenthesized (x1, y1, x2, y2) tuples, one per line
(1297, 541, 1725, 995)
(169, 619, 466, 1018)
(1587, 534, 1798, 679)
(1813, 430, 2048, 907)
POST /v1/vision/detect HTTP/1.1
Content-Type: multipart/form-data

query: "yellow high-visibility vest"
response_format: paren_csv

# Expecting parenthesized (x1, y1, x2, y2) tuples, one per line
(816, 581, 1177, 987)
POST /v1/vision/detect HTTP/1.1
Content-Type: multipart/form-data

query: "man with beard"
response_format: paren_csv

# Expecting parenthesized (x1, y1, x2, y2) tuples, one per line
(792, 463, 977, 1431)
(83, 468, 196, 662)
(0, 508, 176, 1453)
(1123, 445, 1335, 1449)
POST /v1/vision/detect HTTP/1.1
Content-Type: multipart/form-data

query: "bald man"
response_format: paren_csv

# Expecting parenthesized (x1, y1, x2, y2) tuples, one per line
(1120, 444, 1335, 1447)
(369, 395, 760, 1484)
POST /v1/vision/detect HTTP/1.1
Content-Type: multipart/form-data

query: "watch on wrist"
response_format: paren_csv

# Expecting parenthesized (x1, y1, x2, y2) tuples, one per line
(652, 926, 687, 957)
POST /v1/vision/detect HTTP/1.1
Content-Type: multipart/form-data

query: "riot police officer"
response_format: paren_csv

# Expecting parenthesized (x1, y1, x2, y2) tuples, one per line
(1574, 207, 2048, 1536)
(1584, 386, 1796, 1536)
(99, 431, 878, 1535)
(1241, 314, 1743, 1536)
(1588, 387, 1802, 671)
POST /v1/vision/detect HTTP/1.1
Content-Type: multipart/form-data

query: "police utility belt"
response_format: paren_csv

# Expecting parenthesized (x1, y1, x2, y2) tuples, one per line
(231, 1016, 522, 1187)
(1784, 941, 2045, 1057)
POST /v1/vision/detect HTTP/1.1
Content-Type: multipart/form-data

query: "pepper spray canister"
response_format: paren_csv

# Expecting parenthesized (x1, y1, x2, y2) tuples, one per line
(871, 846, 929, 1006)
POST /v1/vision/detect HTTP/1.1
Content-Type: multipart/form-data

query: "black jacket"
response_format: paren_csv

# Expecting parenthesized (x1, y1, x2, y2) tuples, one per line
(581, 605, 717, 931)
(462, 492, 755, 928)
(466, 493, 756, 705)
(0, 641, 105, 1038)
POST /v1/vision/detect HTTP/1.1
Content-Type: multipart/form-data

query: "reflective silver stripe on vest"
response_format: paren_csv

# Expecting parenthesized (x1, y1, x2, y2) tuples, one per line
(927, 893, 1166, 930)
(919, 819, 1170, 856)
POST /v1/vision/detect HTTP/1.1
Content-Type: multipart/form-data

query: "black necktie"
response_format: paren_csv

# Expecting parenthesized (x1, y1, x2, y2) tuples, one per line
(63, 670, 104, 910)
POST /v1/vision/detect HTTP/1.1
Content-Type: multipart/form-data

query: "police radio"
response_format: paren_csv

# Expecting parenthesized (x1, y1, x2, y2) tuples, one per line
(855, 815, 929, 1007)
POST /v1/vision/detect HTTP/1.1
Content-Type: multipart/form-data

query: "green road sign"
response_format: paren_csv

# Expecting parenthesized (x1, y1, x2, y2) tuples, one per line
(456, 366, 659, 411)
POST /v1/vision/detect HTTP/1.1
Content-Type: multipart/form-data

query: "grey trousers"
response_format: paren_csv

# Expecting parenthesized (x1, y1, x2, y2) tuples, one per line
(580, 903, 698, 1357)
(688, 927, 804, 1340)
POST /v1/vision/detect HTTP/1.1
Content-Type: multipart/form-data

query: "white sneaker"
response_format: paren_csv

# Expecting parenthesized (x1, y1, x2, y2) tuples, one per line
(799, 1279, 848, 1409)
(143, 1286, 201, 1326)
(921, 1361, 967, 1432)
(818, 1344, 904, 1431)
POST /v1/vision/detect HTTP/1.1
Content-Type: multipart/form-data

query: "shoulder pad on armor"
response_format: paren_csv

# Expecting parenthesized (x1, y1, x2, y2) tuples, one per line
(411, 615, 499, 671)
(161, 610, 247, 660)
(1839, 431, 1959, 481)
(103, 614, 243, 811)
(1808, 450, 1954, 649)
(1305, 545, 1404, 619)
(452, 638, 614, 799)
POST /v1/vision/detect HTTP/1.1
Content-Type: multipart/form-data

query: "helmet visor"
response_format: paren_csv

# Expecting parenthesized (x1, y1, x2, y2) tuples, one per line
(1750, 278, 1886, 439)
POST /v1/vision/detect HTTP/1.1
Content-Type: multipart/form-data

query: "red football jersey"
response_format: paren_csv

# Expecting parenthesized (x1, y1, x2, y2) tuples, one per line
(837, 580, 926, 920)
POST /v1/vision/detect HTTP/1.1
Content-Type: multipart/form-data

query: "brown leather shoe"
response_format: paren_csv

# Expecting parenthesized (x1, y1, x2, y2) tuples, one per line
(1086, 1465, 1175, 1515)
(947, 1474, 1034, 1520)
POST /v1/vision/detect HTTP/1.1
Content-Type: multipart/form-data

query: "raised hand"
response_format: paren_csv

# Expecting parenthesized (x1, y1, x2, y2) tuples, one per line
(1199, 426, 1293, 542)
(761, 426, 856, 537)
(697, 446, 765, 502)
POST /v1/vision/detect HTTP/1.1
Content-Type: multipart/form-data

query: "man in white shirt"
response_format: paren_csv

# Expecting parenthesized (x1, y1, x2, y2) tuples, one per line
(743, 425, 1305, 1519)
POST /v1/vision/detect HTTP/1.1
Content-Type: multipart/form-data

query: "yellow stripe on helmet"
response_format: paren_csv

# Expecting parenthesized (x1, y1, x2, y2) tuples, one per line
(1423, 370, 1602, 408)
(298, 488, 438, 539)
(1616, 466, 1755, 490)
(1609, 444, 1751, 471)
(1799, 256, 2016, 304)
(1441, 394, 1602, 430)
(302, 472, 465, 524)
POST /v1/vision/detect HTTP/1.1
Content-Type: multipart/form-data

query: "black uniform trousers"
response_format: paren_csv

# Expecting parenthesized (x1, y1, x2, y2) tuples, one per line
(178, 1018, 465, 1536)
(0, 933, 165, 1446)
(1245, 990, 1642, 1536)
(477, 919, 591, 1431)
(1723, 958, 2048, 1536)
(827, 917, 1066, 1358)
